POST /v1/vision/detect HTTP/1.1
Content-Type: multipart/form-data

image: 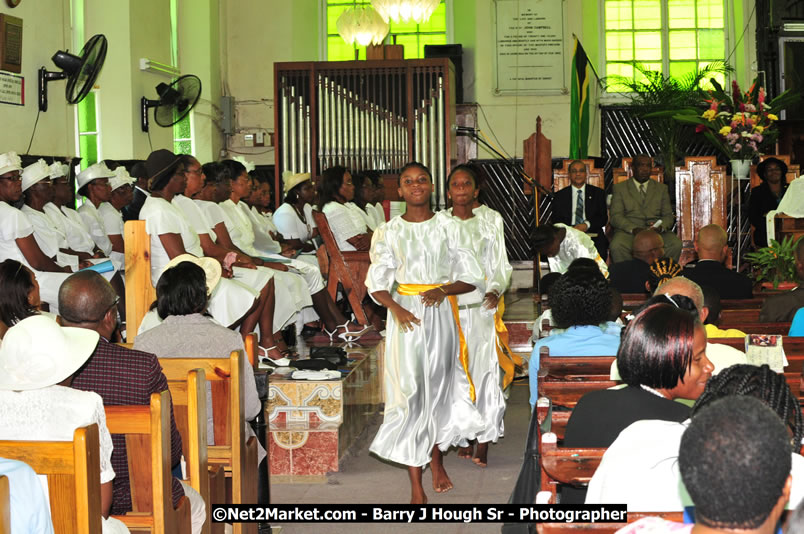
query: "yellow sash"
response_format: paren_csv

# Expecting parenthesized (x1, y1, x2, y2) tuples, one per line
(494, 296, 524, 390)
(396, 283, 475, 403)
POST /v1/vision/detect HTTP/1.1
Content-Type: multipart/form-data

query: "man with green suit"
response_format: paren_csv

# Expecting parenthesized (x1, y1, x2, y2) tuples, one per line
(610, 155, 682, 263)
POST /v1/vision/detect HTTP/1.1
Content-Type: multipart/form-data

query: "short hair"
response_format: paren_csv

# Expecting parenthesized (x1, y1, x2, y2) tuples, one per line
(397, 161, 432, 186)
(567, 257, 599, 274)
(351, 173, 371, 208)
(446, 164, 481, 188)
(178, 154, 198, 169)
(532, 224, 558, 253)
(539, 272, 562, 295)
(317, 166, 349, 210)
(700, 284, 721, 325)
(654, 276, 704, 311)
(0, 260, 38, 326)
(617, 300, 700, 389)
(692, 363, 804, 448)
(201, 162, 222, 183)
(647, 257, 682, 292)
(680, 396, 792, 529)
(156, 262, 209, 319)
(58, 271, 118, 324)
(548, 270, 611, 328)
(220, 159, 247, 179)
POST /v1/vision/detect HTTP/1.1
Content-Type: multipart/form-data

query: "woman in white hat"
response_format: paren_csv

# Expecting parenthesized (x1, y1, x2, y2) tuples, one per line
(0, 152, 76, 314)
(43, 162, 103, 257)
(272, 171, 319, 251)
(0, 315, 130, 533)
(76, 162, 116, 257)
(97, 165, 135, 267)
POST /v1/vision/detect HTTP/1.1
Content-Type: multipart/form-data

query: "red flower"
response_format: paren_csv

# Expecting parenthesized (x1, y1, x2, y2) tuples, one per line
(695, 124, 706, 133)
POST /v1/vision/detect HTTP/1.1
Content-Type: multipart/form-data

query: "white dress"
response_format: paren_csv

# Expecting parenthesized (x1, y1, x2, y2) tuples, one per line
(449, 207, 513, 444)
(0, 386, 129, 534)
(366, 212, 486, 467)
(78, 202, 114, 256)
(367, 202, 386, 228)
(0, 201, 72, 313)
(548, 222, 609, 277)
(273, 203, 316, 242)
(49, 204, 97, 254)
(321, 201, 368, 251)
(171, 195, 296, 331)
(246, 204, 319, 268)
(140, 196, 264, 328)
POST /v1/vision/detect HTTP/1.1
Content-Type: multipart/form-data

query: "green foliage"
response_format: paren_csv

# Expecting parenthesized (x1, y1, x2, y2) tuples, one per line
(744, 235, 803, 288)
(605, 62, 732, 182)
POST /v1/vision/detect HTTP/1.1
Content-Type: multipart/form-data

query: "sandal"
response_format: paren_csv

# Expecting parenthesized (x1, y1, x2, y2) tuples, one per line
(337, 322, 373, 342)
(259, 346, 291, 367)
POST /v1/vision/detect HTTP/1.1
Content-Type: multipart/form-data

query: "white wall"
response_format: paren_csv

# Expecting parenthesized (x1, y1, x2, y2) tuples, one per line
(0, 1, 73, 156)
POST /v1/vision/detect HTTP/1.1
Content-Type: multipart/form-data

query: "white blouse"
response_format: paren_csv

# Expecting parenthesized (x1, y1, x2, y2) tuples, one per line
(0, 201, 35, 267)
(273, 202, 316, 242)
(321, 201, 368, 251)
(140, 196, 204, 282)
(51, 204, 96, 254)
(98, 202, 124, 237)
(77, 202, 113, 256)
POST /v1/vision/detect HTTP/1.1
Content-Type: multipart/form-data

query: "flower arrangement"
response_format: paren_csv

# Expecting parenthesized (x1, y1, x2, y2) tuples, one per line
(744, 235, 803, 289)
(671, 77, 799, 160)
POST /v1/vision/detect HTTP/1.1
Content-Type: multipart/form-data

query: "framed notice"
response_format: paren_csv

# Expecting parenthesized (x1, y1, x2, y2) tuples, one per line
(493, 0, 566, 95)
(0, 71, 23, 106)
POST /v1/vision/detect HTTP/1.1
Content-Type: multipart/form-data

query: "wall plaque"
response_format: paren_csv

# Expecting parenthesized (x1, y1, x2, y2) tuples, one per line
(493, 0, 566, 95)
(0, 71, 23, 105)
(0, 14, 22, 73)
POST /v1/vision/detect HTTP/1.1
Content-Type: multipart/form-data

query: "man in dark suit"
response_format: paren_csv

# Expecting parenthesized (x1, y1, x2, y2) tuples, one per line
(682, 224, 753, 300)
(610, 155, 682, 263)
(760, 238, 804, 322)
(551, 160, 609, 261)
(608, 229, 664, 294)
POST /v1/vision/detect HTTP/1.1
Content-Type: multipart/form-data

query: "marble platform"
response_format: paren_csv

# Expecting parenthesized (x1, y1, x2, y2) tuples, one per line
(266, 341, 383, 481)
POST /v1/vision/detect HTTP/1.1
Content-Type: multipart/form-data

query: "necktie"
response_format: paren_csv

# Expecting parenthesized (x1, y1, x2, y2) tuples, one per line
(640, 183, 647, 202)
(574, 189, 584, 225)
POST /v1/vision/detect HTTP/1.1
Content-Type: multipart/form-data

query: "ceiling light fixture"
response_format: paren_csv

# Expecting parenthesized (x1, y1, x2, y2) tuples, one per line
(336, 5, 389, 47)
(371, 0, 440, 24)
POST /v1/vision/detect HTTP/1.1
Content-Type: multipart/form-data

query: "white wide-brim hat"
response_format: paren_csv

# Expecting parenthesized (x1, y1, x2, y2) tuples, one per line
(0, 315, 100, 391)
(161, 254, 222, 293)
(0, 151, 22, 177)
(49, 162, 69, 179)
(283, 171, 311, 193)
(77, 162, 115, 190)
(110, 167, 136, 192)
(21, 159, 51, 192)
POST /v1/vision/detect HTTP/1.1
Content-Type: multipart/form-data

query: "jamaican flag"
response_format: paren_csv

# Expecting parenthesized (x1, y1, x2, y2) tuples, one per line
(569, 37, 591, 159)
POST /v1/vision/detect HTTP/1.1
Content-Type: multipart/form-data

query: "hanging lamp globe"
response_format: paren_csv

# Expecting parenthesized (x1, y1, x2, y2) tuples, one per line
(336, 5, 389, 47)
(371, 0, 440, 24)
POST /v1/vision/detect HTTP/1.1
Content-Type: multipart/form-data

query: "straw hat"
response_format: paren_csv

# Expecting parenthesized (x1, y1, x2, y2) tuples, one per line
(283, 171, 311, 193)
(76, 162, 115, 190)
(0, 151, 22, 176)
(21, 159, 51, 192)
(161, 254, 222, 293)
(109, 167, 136, 192)
(0, 315, 99, 391)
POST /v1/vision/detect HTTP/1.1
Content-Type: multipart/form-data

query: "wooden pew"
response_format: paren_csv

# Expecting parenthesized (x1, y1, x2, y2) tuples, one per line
(0, 426, 102, 534)
(124, 220, 157, 339)
(0, 475, 7, 534)
(163, 368, 225, 534)
(538, 349, 615, 381)
(106, 391, 192, 534)
(158, 351, 258, 534)
(539, 431, 605, 503)
(311, 209, 371, 326)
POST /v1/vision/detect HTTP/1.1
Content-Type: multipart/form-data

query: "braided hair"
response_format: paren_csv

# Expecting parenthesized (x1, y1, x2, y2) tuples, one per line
(692, 363, 804, 449)
(647, 257, 682, 292)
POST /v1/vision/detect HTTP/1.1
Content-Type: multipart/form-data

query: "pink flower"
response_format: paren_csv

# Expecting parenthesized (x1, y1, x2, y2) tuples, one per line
(758, 87, 766, 105)
(735, 143, 743, 151)
(753, 134, 764, 143)
(739, 103, 746, 112)
(727, 133, 739, 143)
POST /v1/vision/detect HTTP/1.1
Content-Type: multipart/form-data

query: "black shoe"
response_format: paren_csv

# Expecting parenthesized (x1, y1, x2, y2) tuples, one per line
(300, 324, 320, 337)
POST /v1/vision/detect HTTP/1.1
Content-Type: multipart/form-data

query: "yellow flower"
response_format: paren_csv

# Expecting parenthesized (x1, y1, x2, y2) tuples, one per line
(755, 125, 765, 134)
(718, 126, 732, 136)
(767, 113, 779, 121)
(702, 109, 717, 121)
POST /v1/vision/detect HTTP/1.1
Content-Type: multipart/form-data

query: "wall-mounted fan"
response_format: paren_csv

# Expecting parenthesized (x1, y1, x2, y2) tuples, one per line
(38, 34, 107, 112)
(140, 74, 202, 132)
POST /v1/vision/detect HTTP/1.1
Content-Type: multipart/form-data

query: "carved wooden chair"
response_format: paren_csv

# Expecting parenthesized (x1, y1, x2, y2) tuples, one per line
(552, 159, 604, 192)
(675, 156, 729, 265)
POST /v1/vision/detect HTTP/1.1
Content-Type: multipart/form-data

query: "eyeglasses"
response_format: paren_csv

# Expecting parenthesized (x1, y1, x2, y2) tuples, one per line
(0, 172, 22, 183)
(61, 295, 119, 324)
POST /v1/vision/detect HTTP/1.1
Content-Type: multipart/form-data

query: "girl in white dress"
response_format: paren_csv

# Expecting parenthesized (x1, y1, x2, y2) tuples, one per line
(318, 166, 373, 251)
(366, 162, 485, 504)
(446, 165, 513, 467)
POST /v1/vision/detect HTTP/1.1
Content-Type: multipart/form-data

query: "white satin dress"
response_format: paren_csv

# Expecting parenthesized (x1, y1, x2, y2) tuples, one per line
(449, 206, 512, 444)
(548, 222, 609, 276)
(366, 212, 486, 467)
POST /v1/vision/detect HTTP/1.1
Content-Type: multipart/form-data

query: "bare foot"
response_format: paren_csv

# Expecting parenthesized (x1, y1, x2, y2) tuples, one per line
(410, 487, 428, 504)
(430, 447, 453, 493)
(408, 466, 428, 504)
(472, 442, 489, 468)
(458, 445, 473, 459)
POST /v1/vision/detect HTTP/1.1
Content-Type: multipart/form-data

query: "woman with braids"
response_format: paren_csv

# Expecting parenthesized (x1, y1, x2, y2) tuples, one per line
(588, 363, 804, 513)
(528, 264, 620, 409)
(646, 257, 682, 292)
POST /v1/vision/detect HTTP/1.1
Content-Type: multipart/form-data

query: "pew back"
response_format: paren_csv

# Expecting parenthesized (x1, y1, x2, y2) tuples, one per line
(124, 220, 156, 338)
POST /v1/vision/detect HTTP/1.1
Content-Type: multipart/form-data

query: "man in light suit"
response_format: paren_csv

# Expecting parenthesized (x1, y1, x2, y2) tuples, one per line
(610, 154, 682, 263)
(550, 160, 609, 261)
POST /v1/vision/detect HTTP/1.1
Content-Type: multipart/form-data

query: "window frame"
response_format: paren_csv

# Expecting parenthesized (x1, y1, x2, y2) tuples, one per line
(75, 90, 102, 170)
(320, 0, 453, 61)
(598, 0, 731, 99)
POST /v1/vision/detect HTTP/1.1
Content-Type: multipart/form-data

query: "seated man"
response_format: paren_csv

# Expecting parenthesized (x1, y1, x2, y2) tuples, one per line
(681, 224, 753, 299)
(550, 160, 608, 261)
(596, 377, 796, 528)
(532, 223, 608, 277)
(760, 237, 804, 323)
(610, 154, 681, 263)
(529, 266, 620, 409)
(608, 229, 665, 294)
(60, 272, 206, 534)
